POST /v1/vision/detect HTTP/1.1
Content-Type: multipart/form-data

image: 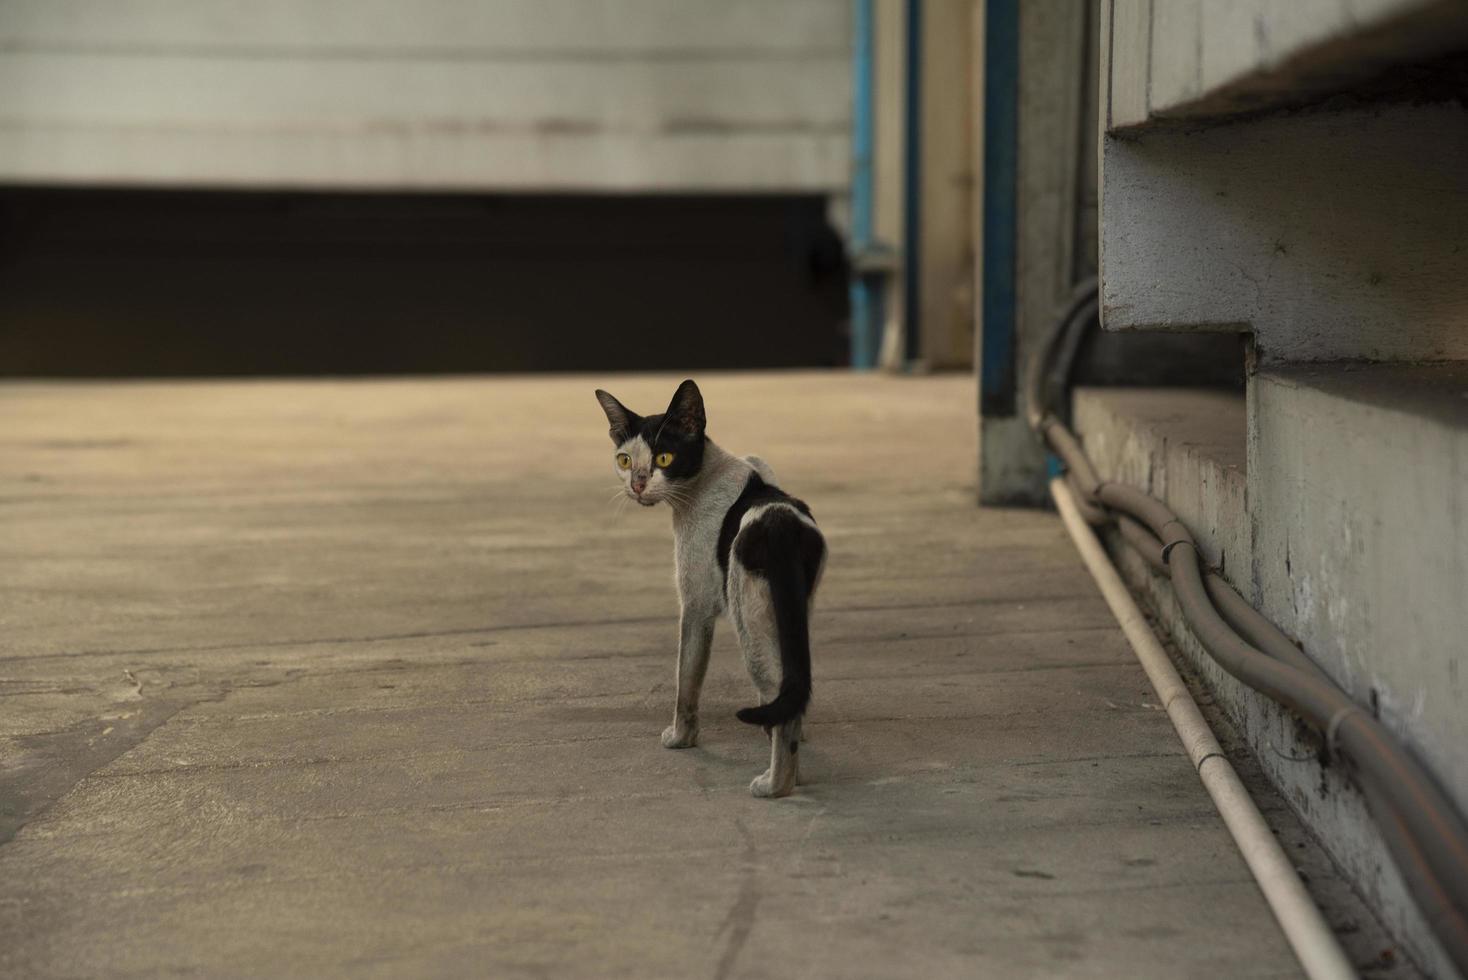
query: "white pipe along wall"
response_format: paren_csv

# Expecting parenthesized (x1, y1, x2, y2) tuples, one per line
(1052, 478, 1355, 980)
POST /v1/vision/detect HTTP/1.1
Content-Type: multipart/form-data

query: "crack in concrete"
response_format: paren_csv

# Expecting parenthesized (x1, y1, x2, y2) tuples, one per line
(0, 666, 328, 847)
(712, 818, 761, 980)
(1, 696, 193, 846)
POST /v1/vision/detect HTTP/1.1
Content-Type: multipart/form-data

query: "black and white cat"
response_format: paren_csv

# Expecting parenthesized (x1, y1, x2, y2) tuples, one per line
(595, 380, 826, 798)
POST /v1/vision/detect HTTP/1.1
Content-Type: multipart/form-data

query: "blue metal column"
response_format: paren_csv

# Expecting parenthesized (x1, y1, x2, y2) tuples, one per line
(901, 0, 923, 366)
(979, 0, 1019, 413)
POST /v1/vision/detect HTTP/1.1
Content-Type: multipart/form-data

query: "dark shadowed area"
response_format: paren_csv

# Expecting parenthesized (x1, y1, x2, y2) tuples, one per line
(0, 188, 850, 377)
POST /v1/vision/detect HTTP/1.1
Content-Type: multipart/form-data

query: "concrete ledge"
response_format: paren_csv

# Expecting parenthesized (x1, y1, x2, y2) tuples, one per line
(1073, 379, 1465, 979)
(1100, 102, 1468, 363)
(1103, 0, 1468, 129)
(1073, 387, 1248, 574)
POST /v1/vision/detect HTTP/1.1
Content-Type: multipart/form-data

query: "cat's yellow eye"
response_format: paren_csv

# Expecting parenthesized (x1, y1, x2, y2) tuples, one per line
(655, 452, 675, 468)
(616, 453, 631, 470)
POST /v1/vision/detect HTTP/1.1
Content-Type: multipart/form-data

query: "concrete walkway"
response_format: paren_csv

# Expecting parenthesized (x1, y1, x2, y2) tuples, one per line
(1, 373, 1309, 977)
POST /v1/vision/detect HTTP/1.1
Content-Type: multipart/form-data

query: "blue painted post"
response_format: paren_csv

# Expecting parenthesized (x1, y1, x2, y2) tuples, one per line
(901, 0, 923, 366)
(849, 0, 877, 369)
(979, 0, 1019, 413)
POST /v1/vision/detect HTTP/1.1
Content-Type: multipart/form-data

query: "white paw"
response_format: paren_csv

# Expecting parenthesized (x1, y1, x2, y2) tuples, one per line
(661, 722, 698, 749)
(749, 771, 792, 799)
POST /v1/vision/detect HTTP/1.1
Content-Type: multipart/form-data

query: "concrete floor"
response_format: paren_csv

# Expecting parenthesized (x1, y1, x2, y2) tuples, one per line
(0, 373, 1318, 977)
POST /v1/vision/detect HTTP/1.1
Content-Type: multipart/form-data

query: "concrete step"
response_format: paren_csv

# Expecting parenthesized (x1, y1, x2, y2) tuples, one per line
(1073, 365, 1468, 980)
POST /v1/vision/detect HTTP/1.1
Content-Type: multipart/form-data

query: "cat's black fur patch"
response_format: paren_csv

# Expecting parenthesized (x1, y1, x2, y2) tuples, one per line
(631, 413, 705, 481)
(596, 381, 706, 482)
(731, 504, 823, 728)
(717, 472, 814, 581)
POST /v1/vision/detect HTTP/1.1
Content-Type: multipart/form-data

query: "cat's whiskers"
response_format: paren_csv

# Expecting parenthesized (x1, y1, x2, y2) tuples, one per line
(656, 485, 695, 510)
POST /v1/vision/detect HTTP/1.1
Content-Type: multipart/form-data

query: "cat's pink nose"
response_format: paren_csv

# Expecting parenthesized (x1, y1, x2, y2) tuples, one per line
(631, 477, 648, 494)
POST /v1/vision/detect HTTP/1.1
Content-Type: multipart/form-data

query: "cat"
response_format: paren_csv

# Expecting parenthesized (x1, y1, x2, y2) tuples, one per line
(594, 380, 826, 798)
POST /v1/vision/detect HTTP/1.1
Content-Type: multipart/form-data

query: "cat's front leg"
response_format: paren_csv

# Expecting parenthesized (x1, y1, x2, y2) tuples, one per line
(662, 609, 715, 748)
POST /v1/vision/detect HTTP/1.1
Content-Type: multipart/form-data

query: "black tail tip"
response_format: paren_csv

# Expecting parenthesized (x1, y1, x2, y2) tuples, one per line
(735, 690, 808, 728)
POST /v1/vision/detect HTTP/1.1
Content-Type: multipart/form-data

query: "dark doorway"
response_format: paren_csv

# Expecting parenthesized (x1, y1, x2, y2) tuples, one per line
(0, 188, 849, 377)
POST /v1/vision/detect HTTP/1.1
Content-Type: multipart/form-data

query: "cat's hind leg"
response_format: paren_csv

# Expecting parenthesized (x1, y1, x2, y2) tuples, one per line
(791, 714, 805, 783)
(751, 718, 800, 798)
(729, 563, 799, 797)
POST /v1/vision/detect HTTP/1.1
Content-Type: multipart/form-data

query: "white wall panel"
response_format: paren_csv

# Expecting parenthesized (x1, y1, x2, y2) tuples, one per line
(0, 0, 853, 191)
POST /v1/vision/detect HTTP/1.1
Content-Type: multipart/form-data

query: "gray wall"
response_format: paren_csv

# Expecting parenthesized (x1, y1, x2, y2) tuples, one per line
(975, 0, 1241, 506)
(1096, 1, 1468, 974)
(0, 0, 852, 192)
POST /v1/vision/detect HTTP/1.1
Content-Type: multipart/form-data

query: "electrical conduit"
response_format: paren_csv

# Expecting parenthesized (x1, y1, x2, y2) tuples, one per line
(1053, 478, 1355, 980)
(1030, 281, 1468, 977)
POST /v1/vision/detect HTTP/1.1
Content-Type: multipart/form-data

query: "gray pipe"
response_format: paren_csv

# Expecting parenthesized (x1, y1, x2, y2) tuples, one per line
(1116, 515, 1327, 683)
(1169, 543, 1468, 971)
(1026, 283, 1468, 975)
(1099, 451, 1468, 969)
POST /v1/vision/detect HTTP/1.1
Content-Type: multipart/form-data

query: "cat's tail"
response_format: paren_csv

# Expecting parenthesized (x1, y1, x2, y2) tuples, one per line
(735, 513, 819, 728)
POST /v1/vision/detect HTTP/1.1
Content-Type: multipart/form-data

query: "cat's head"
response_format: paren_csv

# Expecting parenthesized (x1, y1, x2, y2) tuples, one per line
(594, 379, 706, 507)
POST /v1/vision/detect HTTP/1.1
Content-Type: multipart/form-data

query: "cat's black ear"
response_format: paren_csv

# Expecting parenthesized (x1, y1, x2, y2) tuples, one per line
(663, 379, 706, 437)
(594, 389, 640, 444)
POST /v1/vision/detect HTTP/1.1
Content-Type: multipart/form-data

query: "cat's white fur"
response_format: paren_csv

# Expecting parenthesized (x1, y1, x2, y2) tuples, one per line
(609, 433, 820, 798)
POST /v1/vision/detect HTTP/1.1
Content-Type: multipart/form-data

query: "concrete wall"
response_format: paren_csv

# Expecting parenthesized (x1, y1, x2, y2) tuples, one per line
(872, 0, 908, 369)
(0, 0, 851, 192)
(1096, 1, 1468, 974)
(976, 0, 1094, 501)
(913, 0, 974, 370)
(1099, 0, 1468, 366)
(975, 0, 1243, 505)
(1074, 384, 1463, 979)
(1100, 104, 1468, 364)
(863, 0, 975, 372)
(1251, 365, 1468, 818)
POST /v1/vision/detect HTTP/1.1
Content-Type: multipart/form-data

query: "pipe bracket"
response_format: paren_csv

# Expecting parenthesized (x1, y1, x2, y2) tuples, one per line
(1160, 526, 1195, 565)
(1326, 705, 1363, 762)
